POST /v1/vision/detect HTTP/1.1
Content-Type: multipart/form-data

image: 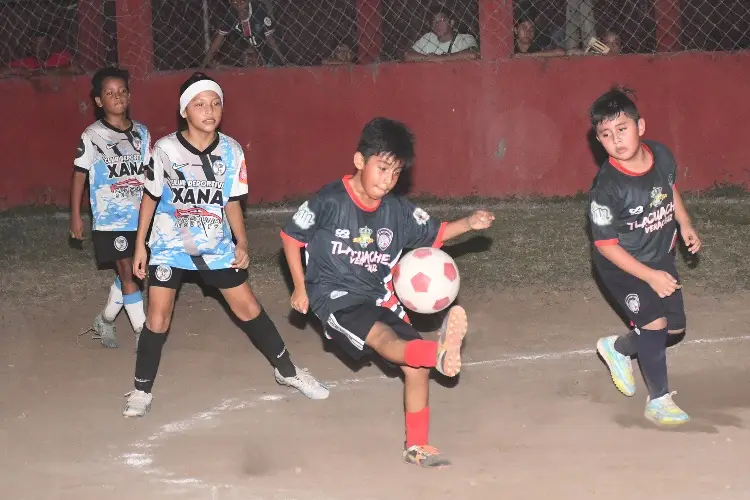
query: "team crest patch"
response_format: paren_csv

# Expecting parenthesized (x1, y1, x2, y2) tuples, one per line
(413, 207, 430, 226)
(353, 226, 374, 248)
(590, 200, 613, 226)
(649, 187, 668, 208)
(625, 293, 640, 314)
(113, 236, 129, 252)
(154, 265, 173, 282)
(264, 16, 272, 27)
(212, 160, 226, 176)
(292, 201, 315, 230)
(376, 228, 393, 251)
(132, 137, 142, 151)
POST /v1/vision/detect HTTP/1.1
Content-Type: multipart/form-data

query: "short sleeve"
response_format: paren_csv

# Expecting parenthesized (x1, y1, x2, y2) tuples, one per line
(281, 196, 324, 247)
(589, 187, 620, 246)
(411, 33, 434, 55)
(140, 129, 152, 167)
(400, 199, 445, 249)
(73, 132, 98, 173)
(144, 146, 167, 198)
(229, 152, 248, 201)
(452, 34, 478, 53)
(217, 6, 237, 34)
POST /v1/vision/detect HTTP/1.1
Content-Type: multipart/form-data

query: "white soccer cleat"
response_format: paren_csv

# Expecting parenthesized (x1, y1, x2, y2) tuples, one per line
(93, 313, 118, 349)
(122, 390, 153, 417)
(274, 366, 330, 400)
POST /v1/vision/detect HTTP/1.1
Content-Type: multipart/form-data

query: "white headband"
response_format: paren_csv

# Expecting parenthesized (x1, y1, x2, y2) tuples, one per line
(179, 80, 224, 115)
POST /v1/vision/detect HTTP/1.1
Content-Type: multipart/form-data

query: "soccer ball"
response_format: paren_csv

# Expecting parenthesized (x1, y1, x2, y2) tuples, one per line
(392, 247, 460, 314)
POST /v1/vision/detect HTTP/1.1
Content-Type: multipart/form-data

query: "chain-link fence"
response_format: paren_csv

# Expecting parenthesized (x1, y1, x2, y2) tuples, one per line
(1, 0, 748, 78)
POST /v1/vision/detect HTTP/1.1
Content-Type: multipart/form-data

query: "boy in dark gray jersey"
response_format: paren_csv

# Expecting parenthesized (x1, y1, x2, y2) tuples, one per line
(588, 88, 702, 426)
(282, 118, 495, 467)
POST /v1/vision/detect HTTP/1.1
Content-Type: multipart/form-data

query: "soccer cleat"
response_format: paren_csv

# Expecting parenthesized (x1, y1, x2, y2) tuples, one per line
(435, 306, 468, 377)
(645, 392, 690, 426)
(122, 390, 153, 417)
(93, 313, 118, 348)
(274, 366, 330, 400)
(596, 335, 636, 397)
(403, 445, 451, 468)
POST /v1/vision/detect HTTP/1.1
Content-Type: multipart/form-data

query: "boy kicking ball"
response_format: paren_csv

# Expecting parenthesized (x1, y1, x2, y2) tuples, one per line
(588, 87, 701, 426)
(281, 117, 494, 466)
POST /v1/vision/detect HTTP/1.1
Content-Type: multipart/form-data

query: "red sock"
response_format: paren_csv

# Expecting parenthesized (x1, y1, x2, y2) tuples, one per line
(404, 340, 438, 368)
(405, 407, 430, 448)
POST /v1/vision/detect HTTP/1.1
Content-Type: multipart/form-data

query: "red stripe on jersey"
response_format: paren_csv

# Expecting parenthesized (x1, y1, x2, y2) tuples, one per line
(432, 221, 448, 249)
(608, 144, 654, 177)
(342, 175, 380, 212)
(280, 230, 305, 248)
(594, 238, 619, 247)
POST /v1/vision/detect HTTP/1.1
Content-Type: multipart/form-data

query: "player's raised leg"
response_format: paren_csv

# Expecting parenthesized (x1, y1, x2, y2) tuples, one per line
(220, 281, 329, 400)
(123, 285, 175, 417)
(115, 257, 146, 345)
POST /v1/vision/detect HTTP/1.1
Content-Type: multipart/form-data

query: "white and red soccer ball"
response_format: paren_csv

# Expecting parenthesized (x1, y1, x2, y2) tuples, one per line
(393, 247, 460, 314)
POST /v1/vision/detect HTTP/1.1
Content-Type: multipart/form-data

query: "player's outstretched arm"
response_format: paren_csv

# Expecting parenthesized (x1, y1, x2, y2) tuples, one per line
(69, 170, 87, 240)
(225, 201, 250, 269)
(282, 238, 309, 314)
(133, 194, 158, 279)
(442, 210, 495, 243)
(672, 186, 701, 254)
(597, 244, 680, 298)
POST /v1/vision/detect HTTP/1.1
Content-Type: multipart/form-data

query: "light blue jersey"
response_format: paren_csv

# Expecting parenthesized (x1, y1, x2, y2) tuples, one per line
(143, 132, 248, 271)
(74, 120, 151, 232)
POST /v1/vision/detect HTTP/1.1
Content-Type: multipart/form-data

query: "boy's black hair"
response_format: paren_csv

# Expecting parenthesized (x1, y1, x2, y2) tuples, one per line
(357, 117, 415, 170)
(429, 4, 454, 20)
(177, 72, 218, 130)
(90, 67, 130, 120)
(590, 86, 640, 128)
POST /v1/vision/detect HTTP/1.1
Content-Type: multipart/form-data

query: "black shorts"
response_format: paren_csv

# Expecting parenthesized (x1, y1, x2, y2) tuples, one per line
(595, 254, 686, 330)
(148, 264, 248, 290)
(322, 304, 422, 360)
(92, 230, 136, 264)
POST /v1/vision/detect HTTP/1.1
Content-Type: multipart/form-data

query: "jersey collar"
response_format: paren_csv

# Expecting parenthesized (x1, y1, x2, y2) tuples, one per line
(100, 119, 133, 134)
(177, 131, 220, 156)
(608, 144, 654, 177)
(343, 175, 380, 212)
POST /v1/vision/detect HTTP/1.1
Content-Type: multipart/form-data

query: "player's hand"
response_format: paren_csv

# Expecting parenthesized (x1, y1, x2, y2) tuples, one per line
(680, 224, 701, 254)
(290, 287, 309, 314)
(133, 244, 148, 280)
(468, 210, 495, 230)
(232, 244, 250, 269)
(647, 270, 681, 298)
(69, 215, 84, 240)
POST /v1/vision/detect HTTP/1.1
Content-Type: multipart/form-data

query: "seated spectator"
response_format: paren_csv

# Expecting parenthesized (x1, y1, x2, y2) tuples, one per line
(602, 30, 623, 55)
(514, 16, 565, 57)
(404, 6, 478, 62)
(322, 43, 356, 66)
(1, 30, 79, 78)
(201, 0, 286, 69)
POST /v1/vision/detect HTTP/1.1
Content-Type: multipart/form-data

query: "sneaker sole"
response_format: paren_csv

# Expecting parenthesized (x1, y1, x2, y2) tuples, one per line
(122, 405, 151, 418)
(596, 338, 635, 397)
(436, 306, 468, 377)
(274, 374, 330, 400)
(644, 412, 690, 427)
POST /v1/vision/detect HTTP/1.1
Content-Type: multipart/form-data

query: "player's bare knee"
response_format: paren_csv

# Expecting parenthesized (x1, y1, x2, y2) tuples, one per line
(401, 365, 429, 381)
(146, 309, 171, 333)
(231, 302, 261, 322)
(642, 317, 667, 330)
(364, 323, 397, 351)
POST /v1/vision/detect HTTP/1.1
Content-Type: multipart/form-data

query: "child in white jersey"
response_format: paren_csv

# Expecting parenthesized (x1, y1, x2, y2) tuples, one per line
(123, 72, 328, 417)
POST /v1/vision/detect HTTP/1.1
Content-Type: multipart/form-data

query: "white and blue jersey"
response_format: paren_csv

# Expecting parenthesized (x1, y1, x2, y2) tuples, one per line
(143, 132, 248, 270)
(74, 120, 151, 232)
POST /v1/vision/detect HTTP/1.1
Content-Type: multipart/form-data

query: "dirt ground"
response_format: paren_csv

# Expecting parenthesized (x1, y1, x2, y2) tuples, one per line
(1, 201, 749, 500)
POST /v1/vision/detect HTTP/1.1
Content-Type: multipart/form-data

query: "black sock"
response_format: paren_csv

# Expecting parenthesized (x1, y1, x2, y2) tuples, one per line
(666, 332, 686, 348)
(614, 329, 638, 356)
(134, 327, 168, 393)
(239, 309, 296, 377)
(635, 327, 669, 400)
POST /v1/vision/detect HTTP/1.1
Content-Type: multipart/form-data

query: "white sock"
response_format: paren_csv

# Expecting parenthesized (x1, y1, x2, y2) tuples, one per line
(123, 290, 146, 333)
(103, 277, 124, 322)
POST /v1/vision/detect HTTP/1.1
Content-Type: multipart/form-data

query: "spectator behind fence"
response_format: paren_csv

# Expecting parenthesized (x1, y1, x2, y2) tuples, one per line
(514, 15, 564, 57)
(201, 0, 286, 69)
(322, 43, 356, 66)
(404, 5, 478, 62)
(1, 30, 79, 78)
(602, 30, 623, 55)
(565, 0, 596, 51)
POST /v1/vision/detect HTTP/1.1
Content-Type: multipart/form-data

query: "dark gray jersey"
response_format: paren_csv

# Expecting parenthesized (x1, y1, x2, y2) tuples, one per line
(589, 140, 678, 263)
(282, 176, 445, 321)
